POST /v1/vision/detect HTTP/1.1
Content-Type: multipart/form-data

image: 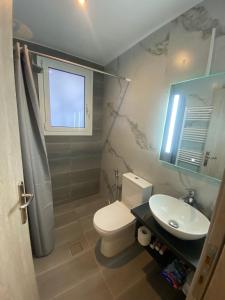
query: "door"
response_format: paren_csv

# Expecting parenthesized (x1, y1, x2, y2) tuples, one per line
(204, 243, 225, 300)
(0, 1, 39, 300)
(201, 88, 225, 179)
(187, 170, 225, 300)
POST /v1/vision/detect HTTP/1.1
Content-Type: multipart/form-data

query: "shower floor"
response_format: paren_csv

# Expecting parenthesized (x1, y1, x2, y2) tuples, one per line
(34, 194, 185, 300)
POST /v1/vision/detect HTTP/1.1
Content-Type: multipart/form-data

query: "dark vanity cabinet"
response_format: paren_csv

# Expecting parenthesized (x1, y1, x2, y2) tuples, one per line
(131, 202, 205, 270)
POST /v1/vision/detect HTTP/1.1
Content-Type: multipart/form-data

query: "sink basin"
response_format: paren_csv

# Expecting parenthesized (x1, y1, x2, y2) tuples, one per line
(149, 194, 210, 240)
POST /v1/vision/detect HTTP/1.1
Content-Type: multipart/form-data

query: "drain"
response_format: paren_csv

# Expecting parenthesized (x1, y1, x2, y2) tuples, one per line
(69, 241, 84, 256)
(168, 220, 179, 229)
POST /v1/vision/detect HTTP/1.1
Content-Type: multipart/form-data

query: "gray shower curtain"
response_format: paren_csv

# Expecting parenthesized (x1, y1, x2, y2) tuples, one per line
(14, 43, 54, 257)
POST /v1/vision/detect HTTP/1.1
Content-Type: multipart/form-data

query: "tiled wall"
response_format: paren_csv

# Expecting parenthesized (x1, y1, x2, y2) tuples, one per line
(100, 0, 225, 218)
(15, 40, 104, 206)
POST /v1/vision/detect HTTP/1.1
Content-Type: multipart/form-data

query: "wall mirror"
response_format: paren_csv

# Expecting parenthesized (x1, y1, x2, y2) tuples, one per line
(160, 72, 225, 181)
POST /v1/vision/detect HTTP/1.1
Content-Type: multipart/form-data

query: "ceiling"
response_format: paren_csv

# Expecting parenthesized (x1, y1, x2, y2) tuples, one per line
(13, 0, 202, 66)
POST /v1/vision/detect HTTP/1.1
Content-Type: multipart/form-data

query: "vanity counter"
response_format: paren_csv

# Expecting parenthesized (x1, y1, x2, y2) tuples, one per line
(131, 202, 205, 270)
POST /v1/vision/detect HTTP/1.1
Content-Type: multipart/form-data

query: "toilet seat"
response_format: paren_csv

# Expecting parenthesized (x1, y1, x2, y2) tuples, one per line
(93, 200, 135, 234)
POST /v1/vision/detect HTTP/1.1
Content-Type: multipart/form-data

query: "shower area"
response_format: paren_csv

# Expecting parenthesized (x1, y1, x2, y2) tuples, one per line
(14, 39, 125, 257)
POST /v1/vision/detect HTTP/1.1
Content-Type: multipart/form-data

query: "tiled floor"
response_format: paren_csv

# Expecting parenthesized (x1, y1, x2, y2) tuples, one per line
(34, 194, 185, 300)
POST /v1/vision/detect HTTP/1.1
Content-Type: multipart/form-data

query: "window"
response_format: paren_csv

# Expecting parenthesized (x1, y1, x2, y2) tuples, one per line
(38, 57, 93, 135)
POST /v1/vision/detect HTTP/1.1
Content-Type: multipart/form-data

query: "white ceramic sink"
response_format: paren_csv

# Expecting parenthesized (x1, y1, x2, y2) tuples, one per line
(149, 194, 210, 240)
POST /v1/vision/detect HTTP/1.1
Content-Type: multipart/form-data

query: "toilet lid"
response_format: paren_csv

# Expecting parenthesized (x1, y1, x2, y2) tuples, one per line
(94, 201, 135, 233)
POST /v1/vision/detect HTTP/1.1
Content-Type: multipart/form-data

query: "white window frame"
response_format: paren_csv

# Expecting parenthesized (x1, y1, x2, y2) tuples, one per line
(37, 56, 93, 135)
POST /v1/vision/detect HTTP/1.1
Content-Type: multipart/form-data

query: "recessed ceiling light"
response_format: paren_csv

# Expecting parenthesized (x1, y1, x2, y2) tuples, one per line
(78, 0, 86, 6)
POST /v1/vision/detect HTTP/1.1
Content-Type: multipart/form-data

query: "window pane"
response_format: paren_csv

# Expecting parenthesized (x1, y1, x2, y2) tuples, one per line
(48, 68, 85, 128)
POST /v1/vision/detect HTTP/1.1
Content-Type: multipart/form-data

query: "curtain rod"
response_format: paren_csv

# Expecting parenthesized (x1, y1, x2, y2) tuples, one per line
(19, 46, 131, 82)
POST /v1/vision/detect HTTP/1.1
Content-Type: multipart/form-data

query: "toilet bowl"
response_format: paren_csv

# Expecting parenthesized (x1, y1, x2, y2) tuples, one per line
(94, 200, 136, 257)
(93, 173, 152, 257)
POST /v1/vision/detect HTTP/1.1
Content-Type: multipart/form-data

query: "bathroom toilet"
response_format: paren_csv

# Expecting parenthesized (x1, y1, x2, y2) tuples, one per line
(93, 172, 152, 257)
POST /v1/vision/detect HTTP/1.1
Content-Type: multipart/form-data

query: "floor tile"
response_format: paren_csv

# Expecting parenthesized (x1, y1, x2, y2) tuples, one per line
(115, 265, 185, 300)
(69, 241, 84, 256)
(54, 194, 104, 217)
(84, 229, 100, 248)
(74, 198, 105, 218)
(115, 276, 161, 300)
(98, 245, 155, 297)
(34, 244, 72, 275)
(53, 273, 113, 300)
(54, 202, 75, 216)
(70, 193, 104, 208)
(94, 242, 145, 270)
(79, 214, 94, 233)
(35, 194, 185, 300)
(55, 221, 84, 247)
(55, 211, 77, 228)
(37, 250, 99, 300)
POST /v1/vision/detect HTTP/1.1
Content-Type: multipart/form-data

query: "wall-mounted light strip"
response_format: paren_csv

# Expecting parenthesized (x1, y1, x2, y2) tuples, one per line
(165, 94, 180, 154)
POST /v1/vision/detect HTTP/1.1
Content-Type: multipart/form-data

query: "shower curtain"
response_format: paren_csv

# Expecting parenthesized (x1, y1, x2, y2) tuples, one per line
(14, 43, 54, 257)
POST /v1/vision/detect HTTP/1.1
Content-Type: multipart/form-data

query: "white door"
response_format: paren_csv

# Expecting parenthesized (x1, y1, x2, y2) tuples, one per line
(204, 243, 225, 300)
(0, 1, 39, 300)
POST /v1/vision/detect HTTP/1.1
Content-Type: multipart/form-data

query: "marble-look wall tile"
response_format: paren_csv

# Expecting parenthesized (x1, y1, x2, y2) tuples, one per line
(105, 139, 133, 172)
(140, 26, 170, 56)
(101, 169, 114, 203)
(165, 21, 211, 83)
(106, 102, 154, 151)
(175, 5, 225, 39)
(100, 0, 225, 218)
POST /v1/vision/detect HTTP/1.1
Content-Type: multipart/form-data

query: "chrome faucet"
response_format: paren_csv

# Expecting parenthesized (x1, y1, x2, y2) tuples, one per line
(182, 189, 196, 206)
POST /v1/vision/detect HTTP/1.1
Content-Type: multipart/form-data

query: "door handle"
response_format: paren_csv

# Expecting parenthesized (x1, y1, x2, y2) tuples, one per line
(19, 182, 34, 224)
(20, 193, 34, 209)
(203, 151, 217, 166)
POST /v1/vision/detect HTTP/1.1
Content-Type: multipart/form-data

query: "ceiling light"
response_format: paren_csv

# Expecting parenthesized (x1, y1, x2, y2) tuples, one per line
(174, 51, 191, 68)
(78, 0, 86, 6)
